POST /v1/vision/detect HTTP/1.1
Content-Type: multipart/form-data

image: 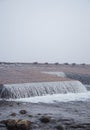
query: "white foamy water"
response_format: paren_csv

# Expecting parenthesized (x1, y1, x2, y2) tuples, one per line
(43, 71, 66, 78)
(0, 81, 87, 99)
(11, 91, 90, 103)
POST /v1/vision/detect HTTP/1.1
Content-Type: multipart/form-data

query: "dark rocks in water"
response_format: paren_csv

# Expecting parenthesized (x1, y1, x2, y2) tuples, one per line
(0, 121, 7, 130)
(16, 119, 31, 130)
(10, 112, 17, 117)
(66, 72, 90, 85)
(19, 110, 27, 114)
(9, 104, 13, 107)
(28, 115, 33, 118)
(17, 102, 21, 105)
(4, 119, 18, 130)
(37, 113, 42, 115)
(1, 118, 90, 130)
(1, 119, 31, 130)
(0, 122, 6, 127)
(86, 125, 90, 130)
(69, 123, 90, 129)
(55, 124, 65, 130)
(40, 116, 51, 123)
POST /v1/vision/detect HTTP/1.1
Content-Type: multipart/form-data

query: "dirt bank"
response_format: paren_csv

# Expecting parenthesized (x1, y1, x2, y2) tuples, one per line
(0, 63, 90, 84)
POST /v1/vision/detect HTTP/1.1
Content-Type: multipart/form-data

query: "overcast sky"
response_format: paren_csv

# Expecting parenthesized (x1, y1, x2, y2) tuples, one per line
(0, 0, 90, 64)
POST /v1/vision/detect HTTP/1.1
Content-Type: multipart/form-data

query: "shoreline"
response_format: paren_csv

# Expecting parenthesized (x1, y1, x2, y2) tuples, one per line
(0, 100, 90, 130)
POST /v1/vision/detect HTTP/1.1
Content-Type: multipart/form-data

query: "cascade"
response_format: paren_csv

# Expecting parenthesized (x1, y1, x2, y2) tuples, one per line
(0, 81, 87, 99)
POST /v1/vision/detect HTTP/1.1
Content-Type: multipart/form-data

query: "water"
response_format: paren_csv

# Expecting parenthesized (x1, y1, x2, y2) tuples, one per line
(12, 91, 90, 103)
(0, 81, 87, 99)
(43, 71, 66, 77)
(85, 85, 90, 91)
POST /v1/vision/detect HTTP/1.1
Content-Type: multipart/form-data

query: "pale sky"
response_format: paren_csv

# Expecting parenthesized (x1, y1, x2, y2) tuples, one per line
(0, 0, 90, 64)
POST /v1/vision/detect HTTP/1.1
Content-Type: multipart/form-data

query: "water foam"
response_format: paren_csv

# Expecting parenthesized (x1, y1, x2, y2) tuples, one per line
(10, 91, 90, 103)
(0, 81, 87, 99)
(43, 71, 66, 78)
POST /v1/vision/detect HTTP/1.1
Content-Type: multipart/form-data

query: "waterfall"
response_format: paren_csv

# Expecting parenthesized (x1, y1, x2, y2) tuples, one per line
(0, 81, 87, 99)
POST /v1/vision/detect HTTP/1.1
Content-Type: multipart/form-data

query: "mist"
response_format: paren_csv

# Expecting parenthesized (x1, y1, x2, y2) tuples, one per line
(0, 0, 90, 64)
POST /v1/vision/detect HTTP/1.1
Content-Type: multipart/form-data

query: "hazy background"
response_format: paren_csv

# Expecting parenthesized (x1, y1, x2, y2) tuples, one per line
(0, 0, 90, 64)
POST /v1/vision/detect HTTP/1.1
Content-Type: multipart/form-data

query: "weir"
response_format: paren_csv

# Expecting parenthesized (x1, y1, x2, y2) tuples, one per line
(0, 81, 87, 99)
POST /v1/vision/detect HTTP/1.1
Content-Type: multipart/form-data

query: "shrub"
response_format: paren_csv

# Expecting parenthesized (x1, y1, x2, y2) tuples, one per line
(64, 63, 69, 65)
(33, 62, 38, 64)
(54, 62, 59, 65)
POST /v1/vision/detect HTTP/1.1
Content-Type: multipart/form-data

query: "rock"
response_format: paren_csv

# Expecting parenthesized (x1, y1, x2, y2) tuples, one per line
(0, 127, 7, 130)
(9, 104, 13, 107)
(0, 120, 7, 124)
(70, 124, 86, 128)
(55, 124, 65, 130)
(85, 123, 90, 130)
(4, 119, 18, 130)
(17, 102, 20, 105)
(17, 119, 31, 130)
(40, 116, 51, 123)
(0, 124, 6, 127)
(10, 112, 16, 116)
(1, 119, 31, 130)
(37, 113, 42, 115)
(19, 110, 27, 114)
(28, 114, 33, 117)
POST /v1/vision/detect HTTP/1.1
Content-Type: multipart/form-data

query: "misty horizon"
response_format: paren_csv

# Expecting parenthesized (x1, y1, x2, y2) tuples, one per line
(0, 0, 90, 64)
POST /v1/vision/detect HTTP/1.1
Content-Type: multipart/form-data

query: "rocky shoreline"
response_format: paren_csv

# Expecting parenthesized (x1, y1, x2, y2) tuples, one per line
(0, 100, 90, 130)
(66, 72, 90, 85)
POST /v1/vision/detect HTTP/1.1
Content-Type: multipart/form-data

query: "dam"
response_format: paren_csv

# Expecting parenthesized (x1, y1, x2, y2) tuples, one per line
(0, 81, 87, 99)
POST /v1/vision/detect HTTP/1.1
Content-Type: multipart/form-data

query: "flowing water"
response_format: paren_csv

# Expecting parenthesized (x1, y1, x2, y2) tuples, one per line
(0, 81, 87, 99)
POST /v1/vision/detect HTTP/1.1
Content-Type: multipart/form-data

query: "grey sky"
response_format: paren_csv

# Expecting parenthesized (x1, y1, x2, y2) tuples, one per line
(0, 0, 90, 63)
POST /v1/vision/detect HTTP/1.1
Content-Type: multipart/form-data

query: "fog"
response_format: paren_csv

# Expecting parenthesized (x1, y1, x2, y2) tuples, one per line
(0, 0, 90, 64)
